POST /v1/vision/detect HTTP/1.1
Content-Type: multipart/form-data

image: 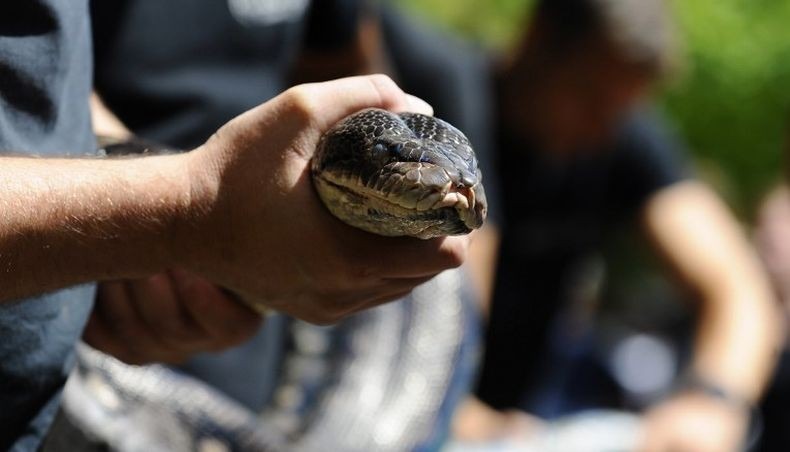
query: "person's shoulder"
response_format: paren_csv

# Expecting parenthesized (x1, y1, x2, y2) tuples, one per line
(614, 104, 687, 161)
(618, 106, 674, 144)
(607, 104, 692, 207)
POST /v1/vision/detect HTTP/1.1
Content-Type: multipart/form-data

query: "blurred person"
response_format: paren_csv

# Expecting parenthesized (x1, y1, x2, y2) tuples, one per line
(0, 1, 471, 450)
(87, 0, 500, 448)
(753, 126, 790, 452)
(466, 0, 782, 451)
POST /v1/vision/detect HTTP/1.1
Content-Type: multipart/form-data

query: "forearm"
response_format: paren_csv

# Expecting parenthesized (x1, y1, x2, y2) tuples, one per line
(644, 181, 783, 403)
(0, 153, 193, 302)
(691, 275, 782, 403)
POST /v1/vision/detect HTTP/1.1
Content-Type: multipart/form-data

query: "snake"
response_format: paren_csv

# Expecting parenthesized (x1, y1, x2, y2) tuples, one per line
(48, 110, 486, 451)
(312, 108, 487, 239)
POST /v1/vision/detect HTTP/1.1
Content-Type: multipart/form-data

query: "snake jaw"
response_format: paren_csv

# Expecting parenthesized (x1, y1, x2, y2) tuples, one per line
(315, 166, 485, 238)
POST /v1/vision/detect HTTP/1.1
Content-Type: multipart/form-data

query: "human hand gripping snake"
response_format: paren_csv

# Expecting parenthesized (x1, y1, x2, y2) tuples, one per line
(312, 108, 487, 239)
(101, 108, 487, 241)
(62, 110, 488, 451)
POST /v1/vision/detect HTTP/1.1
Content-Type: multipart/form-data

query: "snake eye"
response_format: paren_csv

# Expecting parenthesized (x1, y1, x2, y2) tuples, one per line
(388, 143, 404, 155)
(372, 143, 387, 155)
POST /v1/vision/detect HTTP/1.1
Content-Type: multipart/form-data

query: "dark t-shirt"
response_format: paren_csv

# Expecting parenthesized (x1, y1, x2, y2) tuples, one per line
(476, 108, 689, 410)
(91, 0, 301, 149)
(0, 1, 95, 450)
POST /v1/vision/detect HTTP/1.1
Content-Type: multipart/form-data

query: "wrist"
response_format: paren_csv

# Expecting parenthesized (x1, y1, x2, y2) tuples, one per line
(170, 144, 222, 272)
(675, 373, 752, 412)
(674, 372, 762, 448)
(96, 136, 209, 275)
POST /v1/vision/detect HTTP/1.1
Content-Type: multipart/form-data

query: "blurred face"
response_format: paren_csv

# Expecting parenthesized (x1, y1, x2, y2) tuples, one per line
(526, 38, 652, 155)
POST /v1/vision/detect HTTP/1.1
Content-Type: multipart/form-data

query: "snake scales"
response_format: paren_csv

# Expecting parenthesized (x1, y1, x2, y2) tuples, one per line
(49, 110, 486, 451)
(313, 108, 487, 238)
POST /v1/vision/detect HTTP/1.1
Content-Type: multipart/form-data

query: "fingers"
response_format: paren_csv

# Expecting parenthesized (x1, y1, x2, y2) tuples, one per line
(169, 269, 263, 349)
(404, 94, 434, 116)
(85, 273, 263, 365)
(85, 281, 186, 364)
(317, 275, 437, 324)
(283, 74, 434, 132)
(83, 312, 143, 364)
(344, 233, 470, 279)
(127, 273, 199, 345)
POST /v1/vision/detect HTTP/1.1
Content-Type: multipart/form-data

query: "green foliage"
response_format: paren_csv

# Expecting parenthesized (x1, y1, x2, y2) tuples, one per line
(397, 0, 790, 216)
(398, 0, 531, 48)
(662, 0, 790, 214)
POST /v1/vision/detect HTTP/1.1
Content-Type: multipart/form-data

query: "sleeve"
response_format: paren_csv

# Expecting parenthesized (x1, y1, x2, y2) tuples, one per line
(606, 107, 693, 219)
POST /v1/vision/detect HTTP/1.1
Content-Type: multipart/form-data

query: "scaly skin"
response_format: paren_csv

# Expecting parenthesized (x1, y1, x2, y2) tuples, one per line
(312, 108, 487, 239)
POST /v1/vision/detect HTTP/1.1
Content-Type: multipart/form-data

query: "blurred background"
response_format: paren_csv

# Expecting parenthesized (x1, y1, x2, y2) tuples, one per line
(401, 0, 790, 216)
(79, 1, 790, 451)
(395, 1, 790, 451)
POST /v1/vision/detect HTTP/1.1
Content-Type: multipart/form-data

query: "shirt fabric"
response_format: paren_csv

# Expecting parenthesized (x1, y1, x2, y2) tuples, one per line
(476, 108, 689, 411)
(0, 1, 95, 450)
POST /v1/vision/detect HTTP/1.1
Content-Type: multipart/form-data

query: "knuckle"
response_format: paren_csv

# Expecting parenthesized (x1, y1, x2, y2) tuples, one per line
(283, 85, 317, 119)
(365, 74, 407, 110)
(367, 74, 398, 97)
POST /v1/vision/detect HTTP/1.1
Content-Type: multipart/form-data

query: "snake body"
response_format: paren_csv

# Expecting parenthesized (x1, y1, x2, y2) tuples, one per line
(312, 108, 487, 239)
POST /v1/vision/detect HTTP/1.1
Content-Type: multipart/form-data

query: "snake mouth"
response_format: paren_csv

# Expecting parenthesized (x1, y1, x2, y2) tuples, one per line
(313, 165, 485, 238)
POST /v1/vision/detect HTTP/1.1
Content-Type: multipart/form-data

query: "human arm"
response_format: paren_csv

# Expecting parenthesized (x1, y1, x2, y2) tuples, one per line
(1, 75, 468, 322)
(755, 184, 790, 319)
(85, 93, 264, 363)
(451, 396, 544, 443)
(639, 181, 783, 452)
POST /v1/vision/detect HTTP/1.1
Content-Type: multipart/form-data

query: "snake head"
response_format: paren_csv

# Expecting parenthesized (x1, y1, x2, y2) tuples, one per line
(312, 108, 487, 239)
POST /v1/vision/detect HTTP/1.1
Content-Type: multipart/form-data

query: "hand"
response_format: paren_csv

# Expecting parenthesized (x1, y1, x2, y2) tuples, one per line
(639, 392, 749, 452)
(177, 74, 470, 324)
(452, 397, 545, 442)
(84, 269, 263, 365)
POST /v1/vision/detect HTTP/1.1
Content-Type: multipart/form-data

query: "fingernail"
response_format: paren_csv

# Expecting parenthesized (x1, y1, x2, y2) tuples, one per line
(406, 94, 434, 116)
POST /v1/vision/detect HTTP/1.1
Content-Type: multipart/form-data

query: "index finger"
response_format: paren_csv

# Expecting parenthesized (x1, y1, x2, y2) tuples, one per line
(285, 74, 434, 132)
(347, 233, 471, 279)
